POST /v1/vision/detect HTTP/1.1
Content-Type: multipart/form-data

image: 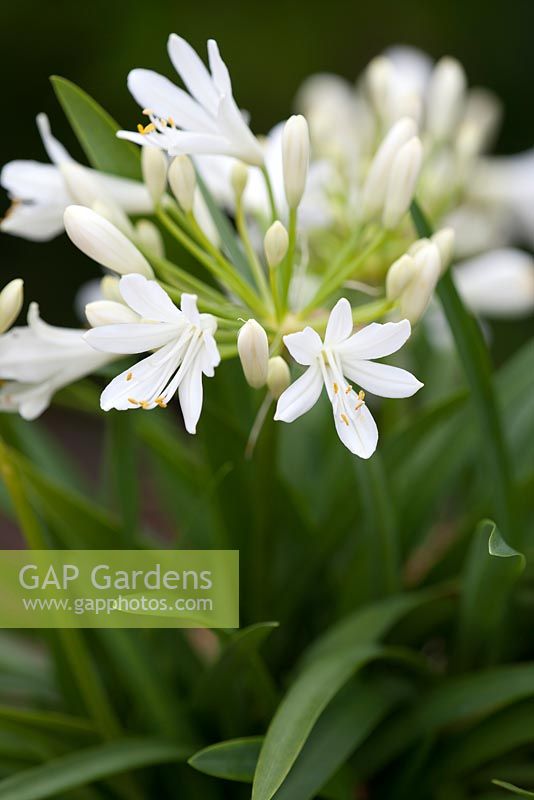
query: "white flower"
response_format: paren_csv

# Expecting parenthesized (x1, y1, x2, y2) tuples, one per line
(0, 114, 152, 241)
(85, 275, 220, 433)
(118, 35, 264, 166)
(274, 298, 422, 458)
(453, 248, 534, 318)
(0, 303, 114, 420)
(0, 279, 24, 334)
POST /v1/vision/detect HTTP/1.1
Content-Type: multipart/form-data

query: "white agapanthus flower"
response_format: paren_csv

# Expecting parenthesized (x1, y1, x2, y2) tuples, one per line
(118, 35, 264, 166)
(0, 303, 114, 420)
(275, 298, 422, 458)
(85, 275, 220, 433)
(0, 114, 152, 241)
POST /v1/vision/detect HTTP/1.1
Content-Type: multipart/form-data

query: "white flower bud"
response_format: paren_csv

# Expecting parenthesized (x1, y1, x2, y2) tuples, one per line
(382, 137, 423, 229)
(85, 300, 139, 327)
(168, 156, 196, 213)
(92, 200, 134, 237)
(366, 56, 393, 119)
(264, 221, 289, 268)
(141, 146, 167, 206)
(231, 162, 249, 200)
(60, 162, 103, 206)
(426, 57, 466, 141)
(64, 206, 154, 278)
(282, 115, 310, 208)
(431, 228, 455, 274)
(399, 241, 441, 323)
(386, 254, 417, 300)
(135, 219, 165, 259)
(267, 356, 290, 399)
(362, 117, 417, 220)
(237, 319, 269, 389)
(100, 275, 122, 303)
(0, 278, 23, 334)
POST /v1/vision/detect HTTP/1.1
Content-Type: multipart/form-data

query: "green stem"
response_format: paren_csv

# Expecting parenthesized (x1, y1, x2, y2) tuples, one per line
(280, 207, 297, 312)
(157, 209, 266, 315)
(410, 200, 517, 545)
(261, 165, 277, 221)
(235, 198, 272, 308)
(108, 413, 138, 545)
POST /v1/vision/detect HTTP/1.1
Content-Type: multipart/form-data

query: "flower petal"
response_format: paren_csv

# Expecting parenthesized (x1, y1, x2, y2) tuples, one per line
(36, 113, 74, 165)
(100, 341, 178, 411)
(283, 326, 323, 365)
(119, 274, 183, 324)
(333, 400, 378, 459)
(127, 68, 216, 132)
(167, 34, 219, 113)
(1, 160, 67, 203)
(178, 360, 204, 433)
(0, 201, 66, 241)
(274, 363, 323, 423)
(337, 319, 412, 360)
(342, 359, 423, 398)
(324, 297, 353, 345)
(207, 40, 232, 96)
(180, 293, 201, 326)
(85, 322, 178, 355)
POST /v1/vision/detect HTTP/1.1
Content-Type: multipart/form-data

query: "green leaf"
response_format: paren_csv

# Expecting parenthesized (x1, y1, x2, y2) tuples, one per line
(411, 200, 517, 547)
(0, 739, 189, 800)
(50, 76, 141, 179)
(252, 590, 441, 800)
(189, 737, 263, 783)
(492, 780, 534, 797)
(488, 525, 526, 567)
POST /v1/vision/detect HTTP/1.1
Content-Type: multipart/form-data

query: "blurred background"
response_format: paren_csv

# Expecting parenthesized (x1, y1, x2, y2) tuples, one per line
(1, 0, 533, 327)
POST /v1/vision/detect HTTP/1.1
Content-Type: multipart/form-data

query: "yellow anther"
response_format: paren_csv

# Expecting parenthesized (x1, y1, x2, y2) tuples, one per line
(137, 122, 156, 135)
(333, 382, 339, 394)
(345, 385, 352, 394)
(340, 413, 349, 426)
(140, 400, 150, 409)
(128, 397, 140, 406)
(168, 116, 176, 127)
(126, 372, 133, 381)
(358, 390, 365, 400)
(155, 396, 167, 408)
(142, 108, 154, 116)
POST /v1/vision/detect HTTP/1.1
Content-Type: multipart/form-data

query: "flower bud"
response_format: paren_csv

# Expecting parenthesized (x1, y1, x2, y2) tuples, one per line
(231, 162, 249, 200)
(399, 241, 441, 323)
(431, 228, 455, 274)
(366, 55, 393, 119)
(264, 221, 289, 268)
(0, 278, 23, 334)
(386, 254, 417, 301)
(362, 117, 417, 220)
(64, 206, 154, 278)
(100, 275, 122, 303)
(382, 137, 423, 229)
(282, 115, 310, 208)
(237, 319, 269, 389)
(92, 200, 134, 237)
(85, 300, 139, 327)
(426, 57, 466, 141)
(141, 146, 167, 206)
(135, 219, 165, 259)
(267, 356, 290, 399)
(168, 156, 196, 213)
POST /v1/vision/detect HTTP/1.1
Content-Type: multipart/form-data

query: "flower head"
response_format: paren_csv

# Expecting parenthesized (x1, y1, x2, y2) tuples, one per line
(275, 299, 423, 458)
(118, 36, 264, 166)
(85, 275, 220, 433)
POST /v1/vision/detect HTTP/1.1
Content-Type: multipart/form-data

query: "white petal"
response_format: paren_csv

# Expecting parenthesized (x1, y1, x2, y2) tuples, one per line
(274, 363, 323, 423)
(180, 293, 201, 326)
(167, 131, 235, 157)
(342, 359, 423, 398)
(95, 171, 153, 215)
(0, 201, 65, 241)
(119, 274, 183, 324)
(85, 300, 140, 327)
(167, 34, 219, 113)
(207, 40, 232, 95)
(283, 326, 323, 365)
(100, 342, 178, 411)
(127, 69, 216, 132)
(324, 297, 353, 345)
(333, 399, 378, 459)
(27, 303, 86, 347)
(36, 113, 74, 165)
(453, 248, 534, 318)
(85, 322, 178, 355)
(337, 319, 411, 360)
(200, 331, 220, 376)
(178, 360, 203, 433)
(1, 160, 67, 203)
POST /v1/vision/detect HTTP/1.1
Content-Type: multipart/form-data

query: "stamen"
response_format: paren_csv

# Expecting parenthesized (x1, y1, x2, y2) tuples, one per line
(128, 397, 140, 406)
(155, 396, 167, 408)
(354, 391, 366, 411)
(126, 372, 133, 381)
(137, 122, 156, 135)
(333, 382, 339, 394)
(140, 400, 151, 409)
(340, 413, 349, 426)
(168, 116, 176, 128)
(345, 385, 352, 394)
(142, 108, 154, 116)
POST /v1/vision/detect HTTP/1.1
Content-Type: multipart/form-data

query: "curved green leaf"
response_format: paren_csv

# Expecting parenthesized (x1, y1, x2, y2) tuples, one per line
(189, 737, 262, 783)
(493, 780, 534, 797)
(0, 739, 189, 800)
(50, 76, 141, 179)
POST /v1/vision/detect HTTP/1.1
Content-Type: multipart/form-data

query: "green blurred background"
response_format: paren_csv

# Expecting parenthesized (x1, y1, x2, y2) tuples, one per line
(1, 0, 533, 326)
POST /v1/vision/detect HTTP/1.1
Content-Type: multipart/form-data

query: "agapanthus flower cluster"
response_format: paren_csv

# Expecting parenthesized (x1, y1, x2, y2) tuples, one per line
(1, 36, 532, 457)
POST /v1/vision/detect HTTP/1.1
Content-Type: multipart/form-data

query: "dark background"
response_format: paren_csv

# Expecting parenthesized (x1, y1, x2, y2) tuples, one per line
(1, 0, 533, 325)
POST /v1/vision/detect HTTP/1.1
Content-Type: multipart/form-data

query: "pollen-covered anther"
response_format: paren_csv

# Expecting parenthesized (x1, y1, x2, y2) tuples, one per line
(340, 412, 350, 426)
(333, 382, 339, 394)
(128, 397, 140, 406)
(168, 117, 176, 128)
(126, 372, 133, 381)
(155, 396, 167, 408)
(139, 400, 150, 409)
(345, 384, 353, 394)
(142, 108, 154, 116)
(354, 390, 366, 411)
(137, 122, 156, 135)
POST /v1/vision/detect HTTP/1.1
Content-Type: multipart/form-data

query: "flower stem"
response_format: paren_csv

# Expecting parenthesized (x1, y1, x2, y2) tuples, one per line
(410, 200, 517, 545)
(261, 165, 277, 221)
(280, 207, 297, 313)
(235, 198, 273, 309)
